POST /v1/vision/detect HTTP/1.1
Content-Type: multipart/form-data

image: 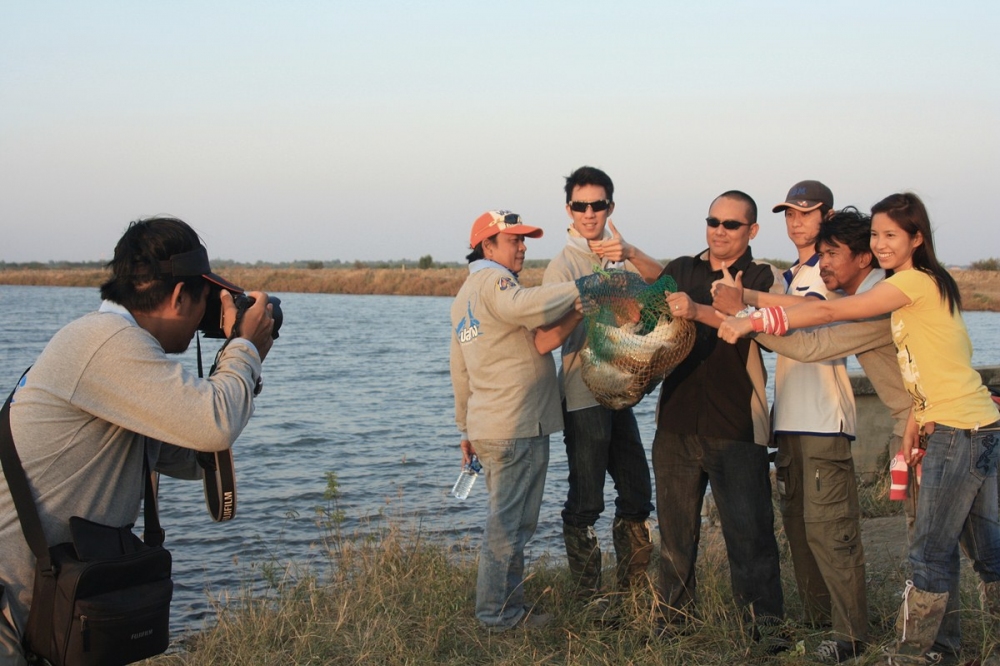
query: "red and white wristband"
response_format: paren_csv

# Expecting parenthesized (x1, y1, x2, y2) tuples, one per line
(749, 306, 789, 336)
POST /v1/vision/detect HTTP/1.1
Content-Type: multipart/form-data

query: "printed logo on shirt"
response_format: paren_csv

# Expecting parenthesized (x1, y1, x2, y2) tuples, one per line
(455, 298, 481, 344)
(496, 277, 515, 291)
(11, 373, 27, 404)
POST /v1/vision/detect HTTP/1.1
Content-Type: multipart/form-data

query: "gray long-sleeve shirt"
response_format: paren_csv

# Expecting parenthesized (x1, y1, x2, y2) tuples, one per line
(1, 304, 261, 662)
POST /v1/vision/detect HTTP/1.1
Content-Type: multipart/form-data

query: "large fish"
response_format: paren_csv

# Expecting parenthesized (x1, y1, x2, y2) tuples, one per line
(581, 314, 695, 410)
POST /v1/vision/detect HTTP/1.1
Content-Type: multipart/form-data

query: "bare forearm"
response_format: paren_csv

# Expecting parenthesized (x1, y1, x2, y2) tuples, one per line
(534, 310, 583, 354)
(625, 246, 664, 283)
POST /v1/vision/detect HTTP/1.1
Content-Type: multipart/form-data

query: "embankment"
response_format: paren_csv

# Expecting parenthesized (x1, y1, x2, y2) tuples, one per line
(2, 266, 999, 309)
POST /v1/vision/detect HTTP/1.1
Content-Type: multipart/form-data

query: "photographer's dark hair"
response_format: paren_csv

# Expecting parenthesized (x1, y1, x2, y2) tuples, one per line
(564, 166, 614, 203)
(101, 217, 208, 312)
(817, 207, 876, 266)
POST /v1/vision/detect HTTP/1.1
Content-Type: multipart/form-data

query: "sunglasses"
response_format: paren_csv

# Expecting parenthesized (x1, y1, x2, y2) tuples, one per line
(569, 199, 612, 213)
(706, 217, 752, 230)
(487, 213, 523, 231)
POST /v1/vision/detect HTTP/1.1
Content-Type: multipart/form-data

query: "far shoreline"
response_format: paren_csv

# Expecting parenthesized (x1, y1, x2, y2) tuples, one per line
(1, 265, 999, 311)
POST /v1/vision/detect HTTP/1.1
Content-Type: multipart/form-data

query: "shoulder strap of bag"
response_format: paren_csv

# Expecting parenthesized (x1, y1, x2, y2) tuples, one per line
(0, 370, 164, 568)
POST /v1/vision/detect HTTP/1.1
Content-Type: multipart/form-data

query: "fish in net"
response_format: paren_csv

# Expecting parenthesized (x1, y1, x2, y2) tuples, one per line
(574, 269, 695, 410)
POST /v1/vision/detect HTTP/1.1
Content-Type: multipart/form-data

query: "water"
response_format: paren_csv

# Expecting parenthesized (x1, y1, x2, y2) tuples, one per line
(1, 285, 998, 633)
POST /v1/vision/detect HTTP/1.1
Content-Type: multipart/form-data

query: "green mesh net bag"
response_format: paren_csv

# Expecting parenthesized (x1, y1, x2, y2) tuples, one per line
(574, 269, 695, 410)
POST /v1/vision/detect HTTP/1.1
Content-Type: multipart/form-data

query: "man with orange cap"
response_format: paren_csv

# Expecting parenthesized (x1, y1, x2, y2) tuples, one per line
(450, 210, 580, 631)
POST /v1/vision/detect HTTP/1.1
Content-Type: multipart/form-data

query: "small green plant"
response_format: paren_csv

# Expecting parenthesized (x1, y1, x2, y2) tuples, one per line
(315, 471, 346, 557)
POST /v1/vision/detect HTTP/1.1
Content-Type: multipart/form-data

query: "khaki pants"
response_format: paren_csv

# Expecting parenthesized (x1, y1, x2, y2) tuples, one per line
(775, 433, 868, 643)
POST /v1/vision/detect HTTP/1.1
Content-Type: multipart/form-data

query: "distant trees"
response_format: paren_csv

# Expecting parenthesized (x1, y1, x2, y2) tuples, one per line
(971, 258, 1000, 271)
(418, 255, 435, 269)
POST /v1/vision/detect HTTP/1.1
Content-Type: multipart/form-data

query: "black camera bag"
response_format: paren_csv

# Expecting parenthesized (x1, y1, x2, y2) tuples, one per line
(1, 376, 172, 666)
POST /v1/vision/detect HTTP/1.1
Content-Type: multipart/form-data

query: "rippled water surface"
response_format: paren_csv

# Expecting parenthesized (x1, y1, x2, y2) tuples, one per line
(1, 285, 998, 632)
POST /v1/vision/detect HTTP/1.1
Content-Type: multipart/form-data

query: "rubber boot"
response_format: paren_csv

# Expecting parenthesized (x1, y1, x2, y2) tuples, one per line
(885, 580, 949, 665)
(563, 523, 602, 598)
(612, 517, 652, 590)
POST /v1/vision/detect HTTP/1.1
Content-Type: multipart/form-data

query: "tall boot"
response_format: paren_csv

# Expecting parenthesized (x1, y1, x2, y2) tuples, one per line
(612, 517, 652, 590)
(563, 523, 602, 598)
(885, 580, 949, 665)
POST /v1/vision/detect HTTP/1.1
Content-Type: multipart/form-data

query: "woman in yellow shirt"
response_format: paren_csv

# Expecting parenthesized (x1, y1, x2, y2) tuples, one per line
(719, 192, 1000, 665)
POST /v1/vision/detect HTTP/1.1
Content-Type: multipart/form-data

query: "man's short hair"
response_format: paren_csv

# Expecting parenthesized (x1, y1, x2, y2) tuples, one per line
(100, 217, 208, 312)
(816, 207, 876, 266)
(715, 190, 758, 225)
(564, 166, 614, 203)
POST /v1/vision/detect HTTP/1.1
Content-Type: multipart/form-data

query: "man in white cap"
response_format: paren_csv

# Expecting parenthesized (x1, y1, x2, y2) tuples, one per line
(450, 210, 580, 631)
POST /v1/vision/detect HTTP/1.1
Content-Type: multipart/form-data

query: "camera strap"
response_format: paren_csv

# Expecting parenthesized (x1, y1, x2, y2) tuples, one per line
(195, 333, 239, 522)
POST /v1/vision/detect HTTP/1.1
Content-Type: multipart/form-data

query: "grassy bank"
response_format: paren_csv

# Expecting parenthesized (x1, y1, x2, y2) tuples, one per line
(142, 522, 998, 665)
(3, 266, 1000, 310)
(139, 473, 1000, 666)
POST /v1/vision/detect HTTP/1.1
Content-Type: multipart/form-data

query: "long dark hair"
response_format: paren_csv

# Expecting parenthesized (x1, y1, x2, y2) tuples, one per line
(871, 192, 961, 314)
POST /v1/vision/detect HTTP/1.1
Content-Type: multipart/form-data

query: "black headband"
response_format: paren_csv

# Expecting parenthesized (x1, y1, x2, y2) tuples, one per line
(157, 246, 243, 292)
(159, 246, 211, 277)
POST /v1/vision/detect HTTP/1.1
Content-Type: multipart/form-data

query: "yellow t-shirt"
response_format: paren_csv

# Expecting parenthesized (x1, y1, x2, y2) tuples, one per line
(887, 270, 999, 428)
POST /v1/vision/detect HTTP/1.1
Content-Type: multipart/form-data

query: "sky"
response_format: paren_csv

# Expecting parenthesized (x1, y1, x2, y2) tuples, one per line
(2, 1, 998, 266)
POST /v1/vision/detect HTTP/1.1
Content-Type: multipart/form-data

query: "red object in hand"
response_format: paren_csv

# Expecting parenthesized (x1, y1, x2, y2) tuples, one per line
(890, 451, 909, 501)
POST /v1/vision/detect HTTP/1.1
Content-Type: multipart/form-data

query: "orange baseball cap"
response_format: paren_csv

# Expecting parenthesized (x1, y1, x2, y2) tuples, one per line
(469, 210, 543, 248)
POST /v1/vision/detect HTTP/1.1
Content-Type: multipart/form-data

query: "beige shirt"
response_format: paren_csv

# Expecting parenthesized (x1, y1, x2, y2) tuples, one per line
(542, 236, 639, 411)
(450, 260, 579, 441)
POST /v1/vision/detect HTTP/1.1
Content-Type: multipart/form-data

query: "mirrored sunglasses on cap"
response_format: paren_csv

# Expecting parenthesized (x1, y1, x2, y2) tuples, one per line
(568, 199, 612, 213)
(488, 212, 526, 231)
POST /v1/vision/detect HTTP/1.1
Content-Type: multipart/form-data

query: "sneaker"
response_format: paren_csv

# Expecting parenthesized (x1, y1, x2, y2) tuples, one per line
(814, 639, 864, 663)
(883, 647, 944, 665)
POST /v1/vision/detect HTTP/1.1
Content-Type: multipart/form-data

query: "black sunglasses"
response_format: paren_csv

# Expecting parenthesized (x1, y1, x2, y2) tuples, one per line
(706, 217, 751, 230)
(569, 199, 612, 213)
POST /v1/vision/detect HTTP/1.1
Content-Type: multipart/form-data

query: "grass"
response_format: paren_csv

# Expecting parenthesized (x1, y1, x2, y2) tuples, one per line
(142, 471, 999, 666)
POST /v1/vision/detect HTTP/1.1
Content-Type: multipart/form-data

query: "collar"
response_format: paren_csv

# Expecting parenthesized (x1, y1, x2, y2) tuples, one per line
(469, 259, 517, 279)
(855, 267, 887, 294)
(98, 300, 138, 326)
(566, 226, 625, 270)
(784, 252, 822, 283)
(694, 246, 755, 273)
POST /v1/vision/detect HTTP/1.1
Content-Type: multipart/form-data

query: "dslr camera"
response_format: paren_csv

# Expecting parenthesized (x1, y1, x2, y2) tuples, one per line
(199, 287, 283, 340)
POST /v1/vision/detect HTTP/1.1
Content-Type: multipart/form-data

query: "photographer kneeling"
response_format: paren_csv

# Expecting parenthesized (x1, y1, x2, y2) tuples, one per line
(0, 216, 276, 666)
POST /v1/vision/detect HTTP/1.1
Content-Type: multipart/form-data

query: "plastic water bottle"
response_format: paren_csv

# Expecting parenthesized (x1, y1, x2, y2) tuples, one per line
(451, 456, 483, 500)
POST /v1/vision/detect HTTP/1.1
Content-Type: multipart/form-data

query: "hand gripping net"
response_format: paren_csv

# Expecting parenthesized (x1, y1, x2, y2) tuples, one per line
(574, 269, 695, 410)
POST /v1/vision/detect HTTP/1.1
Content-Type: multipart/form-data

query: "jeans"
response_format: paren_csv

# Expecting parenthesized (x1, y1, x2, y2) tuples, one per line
(561, 403, 653, 528)
(474, 435, 550, 629)
(651, 431, 784, 625)
(909, 423, 1000, 650)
